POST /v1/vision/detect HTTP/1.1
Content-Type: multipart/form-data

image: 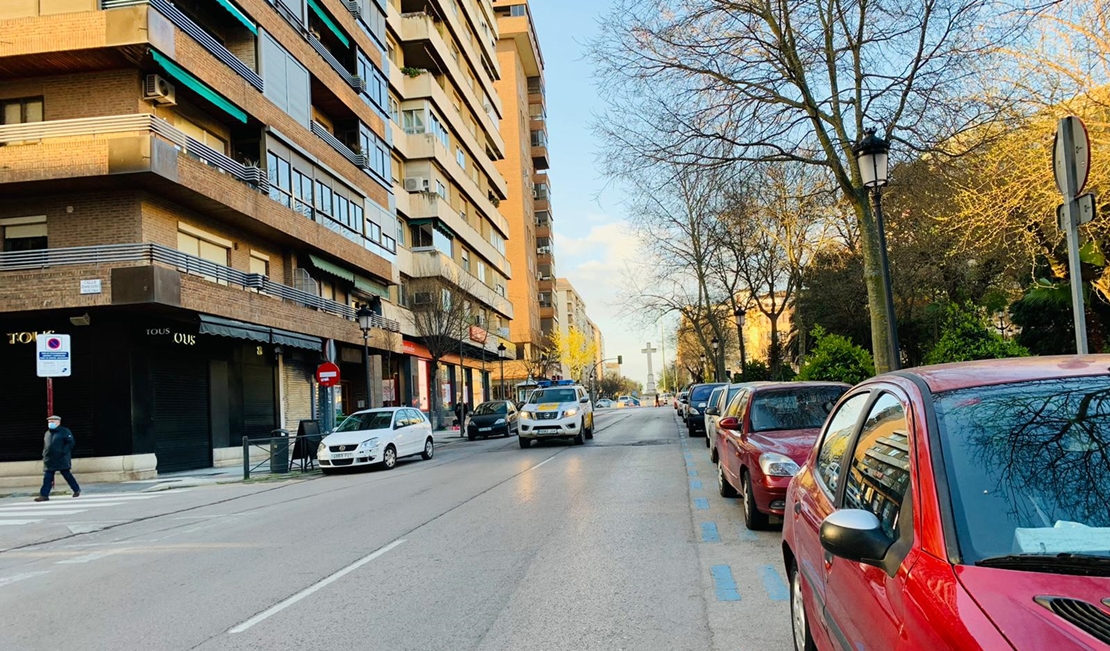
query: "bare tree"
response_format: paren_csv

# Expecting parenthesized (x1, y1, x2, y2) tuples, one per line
(407, 271, 478, 429)
(591, 0, 1042, 372)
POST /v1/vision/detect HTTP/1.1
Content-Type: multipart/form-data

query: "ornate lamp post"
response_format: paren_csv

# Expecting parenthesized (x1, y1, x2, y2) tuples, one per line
(733, 307, 747, 375)
(497, 342, 506, 399)
(854, 129, 900, 371)
(710, 336, 720, 382)
(356, 305, 376, 408)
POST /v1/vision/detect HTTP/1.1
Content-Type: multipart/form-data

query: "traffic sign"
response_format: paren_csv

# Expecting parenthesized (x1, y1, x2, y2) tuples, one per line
(1057, 193, 1096, 230)
(323, 338, 337, 363)
(36, 334, 71, 378)
(1054, 116, 1091, 197)
(316, 361, 341, 387)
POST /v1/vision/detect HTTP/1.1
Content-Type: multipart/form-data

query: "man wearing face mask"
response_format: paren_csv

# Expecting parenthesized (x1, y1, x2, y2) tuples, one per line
(35, 415, 80, 502)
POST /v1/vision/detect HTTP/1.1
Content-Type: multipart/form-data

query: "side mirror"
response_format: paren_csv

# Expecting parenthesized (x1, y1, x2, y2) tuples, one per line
(580, 397, 589, 403)
(394, 421, 404, 429)
(718, 417, 739, 430)
(820, 510, 894, 568)
(705, 407, 719, 416)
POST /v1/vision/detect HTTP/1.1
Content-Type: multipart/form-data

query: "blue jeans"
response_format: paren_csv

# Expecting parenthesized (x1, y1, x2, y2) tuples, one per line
(40, 469, 80, 498)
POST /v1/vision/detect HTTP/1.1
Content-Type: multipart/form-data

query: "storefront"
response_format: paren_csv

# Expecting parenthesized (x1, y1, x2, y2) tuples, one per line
(400, 338, 493, 427)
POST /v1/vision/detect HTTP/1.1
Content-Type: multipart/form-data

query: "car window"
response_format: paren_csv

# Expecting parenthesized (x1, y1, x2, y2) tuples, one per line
(531, 388, 577, 403)
(337, 411, 393, 432)
(473, 401, 506, 415)
(393, 411, 409, 427)
(690, 384, 723, 402)
(724, 386, 743, 409)
(409, 409, 426, 424)
(748, 386, 848, 432)
(707, 388, 724, 410)
(724, 389, 749, 418)
(815, 392, 870, 496)
(842, 393, 911, 538)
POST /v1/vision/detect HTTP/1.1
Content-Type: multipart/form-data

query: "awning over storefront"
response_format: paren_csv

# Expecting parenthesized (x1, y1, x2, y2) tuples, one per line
(198, 315, 323, 351)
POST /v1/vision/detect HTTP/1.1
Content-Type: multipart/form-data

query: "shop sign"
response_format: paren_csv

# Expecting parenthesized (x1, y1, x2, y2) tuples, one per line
(469, 325, 488, 343)
(402, 340, 418, 355)
(7, 330, 55, 345)
(146, 328, 196, 346)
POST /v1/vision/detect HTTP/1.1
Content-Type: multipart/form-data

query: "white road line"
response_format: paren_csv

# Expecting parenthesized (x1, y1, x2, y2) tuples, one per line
(0, 519, 42, 526)
(0, 502, 126, 510)
(56, 549, 121, 564)
(0, 510, 84, 516)
(0, 571, 50, 587)
(530, 455, 558, 470)
(227, 539, 406, 634)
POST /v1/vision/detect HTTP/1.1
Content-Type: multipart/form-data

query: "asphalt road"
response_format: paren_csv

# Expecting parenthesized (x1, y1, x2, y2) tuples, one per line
(0, 407, 791, 651)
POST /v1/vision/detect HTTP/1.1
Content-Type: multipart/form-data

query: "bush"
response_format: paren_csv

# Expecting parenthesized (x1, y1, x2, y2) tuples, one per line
(796, 326, 876, 385)
(924, 303, 1029, 365)
(737, 360, 771, 382)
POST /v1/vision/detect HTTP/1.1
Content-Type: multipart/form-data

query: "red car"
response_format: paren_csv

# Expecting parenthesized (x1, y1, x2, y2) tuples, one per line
(716, 382, 849, 530)
(783, 356, 1110, 651)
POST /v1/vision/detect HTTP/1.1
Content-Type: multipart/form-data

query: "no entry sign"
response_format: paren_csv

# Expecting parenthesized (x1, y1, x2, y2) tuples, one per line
(316, 361, 341, 387)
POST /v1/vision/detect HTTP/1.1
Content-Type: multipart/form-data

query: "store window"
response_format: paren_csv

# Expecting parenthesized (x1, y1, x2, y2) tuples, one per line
(1, 216, 47, 252)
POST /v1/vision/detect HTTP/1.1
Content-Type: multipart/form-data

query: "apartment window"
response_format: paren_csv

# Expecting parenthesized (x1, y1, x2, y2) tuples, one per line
(261, 33, 310, 126)
(489, 230, 505, 256)
(530, 130, 547, 147)
(428, 112, 449, 147)
(249, 251, 270, 276)
(1, 216, 47, 252)
(461, 248, 470, 273)
(410, 223, 434, 248)
(175, 115, 227, 154)
(496, 283, 506, 297)
(510, 5, 526, 17)
(432, 227, 453, 257)
(336, 195, 351, 229)
(477, 259, 488, 284)
(316, 181, 334, 219)
(397, 277, 409, 307)
(293, 169, 314, 218)
(397, 217, 406, 246)
(367, 220, 381, 243)
(1, 97, 43, 125)
(402, 109, 425, 134)
(388, 96, 400, 124)
(177, 223, 231, 283)
(320, 279, 336, 301)
(456, 147, 466, 170)
(267, 152, 293, 208)
(436, 181, 447, 199)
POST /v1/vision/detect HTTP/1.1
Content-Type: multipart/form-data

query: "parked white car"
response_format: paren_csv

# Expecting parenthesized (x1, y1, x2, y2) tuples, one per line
(518, 385, 594, 448)
(317, 407, 434, 472)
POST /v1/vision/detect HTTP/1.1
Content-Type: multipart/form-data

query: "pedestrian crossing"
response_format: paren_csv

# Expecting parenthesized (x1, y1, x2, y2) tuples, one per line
(0, 492, 187, 528)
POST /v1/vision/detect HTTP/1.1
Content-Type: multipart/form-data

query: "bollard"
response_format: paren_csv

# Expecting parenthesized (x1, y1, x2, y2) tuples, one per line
(270, 430, 290, 474)
(242, 436, 250, 480)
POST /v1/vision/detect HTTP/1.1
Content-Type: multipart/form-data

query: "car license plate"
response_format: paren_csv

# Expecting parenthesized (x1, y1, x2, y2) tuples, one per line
(331, 452, 354, 459)
(480, 427, 492, 432)
(537, 428, 561, 434)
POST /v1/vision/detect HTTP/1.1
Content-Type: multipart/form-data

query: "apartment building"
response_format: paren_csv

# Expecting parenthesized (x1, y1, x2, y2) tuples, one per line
(490, 0, 551, 391)
(0, 0, 404, 477)
(381, 0, 515, 417)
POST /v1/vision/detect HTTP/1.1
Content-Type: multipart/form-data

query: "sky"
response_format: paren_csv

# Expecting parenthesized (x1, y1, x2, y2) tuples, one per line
(527, 0, 665, 391)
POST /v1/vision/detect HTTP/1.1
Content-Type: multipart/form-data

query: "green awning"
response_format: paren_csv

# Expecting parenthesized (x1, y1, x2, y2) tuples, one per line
(271, 328, 322, 351)
(198, 314, 270, 343)
(354, 275, 390, 298)
(309, 254, 354, 282)
(214, 0, 257, 35)
(307, 0, 351, 48)
(150, 50, 248, 123)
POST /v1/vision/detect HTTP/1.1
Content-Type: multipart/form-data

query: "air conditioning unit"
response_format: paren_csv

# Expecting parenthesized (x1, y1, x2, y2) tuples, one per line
(144, 74, 176, 105)
(404, 177, 430, 193)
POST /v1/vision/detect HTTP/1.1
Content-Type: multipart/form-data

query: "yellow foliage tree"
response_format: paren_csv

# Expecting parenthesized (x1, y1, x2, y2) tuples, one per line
(550, 328, 598, 383)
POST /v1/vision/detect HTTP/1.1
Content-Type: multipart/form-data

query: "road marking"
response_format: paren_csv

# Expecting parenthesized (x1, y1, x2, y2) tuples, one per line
(530, 455, 558, 471)
(687, 469, 698, 477)
(0, 519, 42, 526)
(690, 479, 703, 490)
(700, 522, 720, 543)
(0, 509, 83, 516)
(711, 565, 741, 601)
(760, 564, 789, 601)
(0, 571, 50, 587)
(693, 498, 709, 510)
(0, 502, 126, 510)
(228, 539, 406, 634)
(738, 526, 759, 542)
(56, 549, 121, 564)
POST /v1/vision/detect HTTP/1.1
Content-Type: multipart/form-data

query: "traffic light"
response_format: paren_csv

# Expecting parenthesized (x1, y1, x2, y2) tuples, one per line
(617, 355, 623, 365)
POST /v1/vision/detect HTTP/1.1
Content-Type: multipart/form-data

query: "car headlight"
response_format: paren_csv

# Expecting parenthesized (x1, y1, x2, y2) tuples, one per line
(759, 453, 801, 477)
(520, 411, 535, 419)
(318, 442, 328, 455)
(689, 407, 700, 415)
(494, 418, 506, 425)
(358, 437, 379, 450)
(562, 408, 578, 418)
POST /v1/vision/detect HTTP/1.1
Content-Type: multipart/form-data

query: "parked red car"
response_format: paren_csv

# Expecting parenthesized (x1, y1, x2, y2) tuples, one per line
(783, 356, 1110, 651)
(715, 382, 849, 530)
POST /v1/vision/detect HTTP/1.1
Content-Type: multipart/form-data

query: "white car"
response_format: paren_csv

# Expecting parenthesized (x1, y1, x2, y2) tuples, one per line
(317, 407, 434, 472)
(518, 385, 594, 448)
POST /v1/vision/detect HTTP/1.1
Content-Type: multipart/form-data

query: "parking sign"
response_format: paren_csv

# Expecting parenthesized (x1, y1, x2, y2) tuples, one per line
(36, 334, 71, 377)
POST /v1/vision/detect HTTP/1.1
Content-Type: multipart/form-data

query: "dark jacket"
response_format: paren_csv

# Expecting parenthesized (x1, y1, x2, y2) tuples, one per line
(43, 426, 75, 471)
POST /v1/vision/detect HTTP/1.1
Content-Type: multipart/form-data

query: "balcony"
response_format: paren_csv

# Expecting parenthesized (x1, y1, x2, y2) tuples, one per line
(403, 192, 511, 278)
(0, 243, 401, 332)
(407, 248, 514, 319)
(311, 121, 369, 170)
(309, 36, 365, 92)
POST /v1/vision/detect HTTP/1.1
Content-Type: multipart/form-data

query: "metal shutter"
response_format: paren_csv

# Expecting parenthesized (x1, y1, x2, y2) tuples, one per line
(242, 362, 276, 439)
(151, 351, 211, 472)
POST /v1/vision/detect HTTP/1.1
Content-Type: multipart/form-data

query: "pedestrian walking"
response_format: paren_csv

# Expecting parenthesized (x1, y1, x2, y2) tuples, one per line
(36, 415, 80, 502)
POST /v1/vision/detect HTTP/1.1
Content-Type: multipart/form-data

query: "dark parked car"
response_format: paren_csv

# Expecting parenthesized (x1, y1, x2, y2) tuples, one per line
(466, 400, 519, 440)
(784, 356, 1110, 651)
(685, 383, 727, 436)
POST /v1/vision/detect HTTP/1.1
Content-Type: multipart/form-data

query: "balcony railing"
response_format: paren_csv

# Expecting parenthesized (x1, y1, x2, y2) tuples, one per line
(101, 0, 263, 91)
(311, 121, 368, 170)
(308, 36, 365, 92)
(0, 114, 268, 192)
(0, 243, 400, 332)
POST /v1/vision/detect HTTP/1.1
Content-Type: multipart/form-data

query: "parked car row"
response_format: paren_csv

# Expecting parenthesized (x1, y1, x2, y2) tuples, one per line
(687, 356, 1110, 651)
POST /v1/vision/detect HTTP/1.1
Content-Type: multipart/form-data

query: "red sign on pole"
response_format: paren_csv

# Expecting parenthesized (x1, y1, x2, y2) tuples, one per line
(316, 361, 341, 387)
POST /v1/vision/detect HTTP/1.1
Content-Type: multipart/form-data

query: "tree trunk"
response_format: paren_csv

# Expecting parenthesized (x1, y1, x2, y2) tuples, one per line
(856, 195, 896, 373)
(769, 315, 780, 379)
(429, 359, 442, 429)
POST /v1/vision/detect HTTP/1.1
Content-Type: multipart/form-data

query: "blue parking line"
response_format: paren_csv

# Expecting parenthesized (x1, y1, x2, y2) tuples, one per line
(694, 497, 709, 510)
(738, 526, 758, 542)
(684, 453, 693, 459)
(690, 479, 703, 490)
(760, 565, 789, 601)
(710, 565, 741, 601)
(687, 469, 698, 477)
(700, 522, 720, 542)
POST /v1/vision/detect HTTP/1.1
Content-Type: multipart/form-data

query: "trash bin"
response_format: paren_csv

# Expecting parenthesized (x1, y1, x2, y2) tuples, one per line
(270, 429, 290, 474)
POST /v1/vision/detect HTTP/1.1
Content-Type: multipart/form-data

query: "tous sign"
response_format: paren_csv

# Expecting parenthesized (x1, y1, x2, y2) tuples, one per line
(7, 331, 55, 344)
(146, 328, 196, 346)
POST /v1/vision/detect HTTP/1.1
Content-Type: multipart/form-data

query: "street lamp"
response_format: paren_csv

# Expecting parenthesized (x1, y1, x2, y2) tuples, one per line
(497, 342, 506, 399)
(356, 305, 376, 408)
(699, 353, 707, 382)
(710, 337, 720, 382)
(854, 128, 900, 371)
(733, 307, 747, 375)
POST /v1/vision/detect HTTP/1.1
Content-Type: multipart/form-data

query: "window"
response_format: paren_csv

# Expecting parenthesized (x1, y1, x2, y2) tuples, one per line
(432, 227, 453, 257)
(510, 4, 526, 17)
(396, 217, 406, 246)
(402, 109, 425, 134)
(814, 393, 870, 496)
(724, 389, 750, 418)
(175, 115, 227, 154)
(1, 97, 43, 125)
(1, 216, 47, 252)
(261, 33, 310, 126)
(490, 231, 505, 256)
(397, 277, 409, 306)
(266, 152, 293, 208)
(388, 96, 400, 124)
(410, 223, 434, 248)
(843, 394, 910, 538)
(293, 169, 314, 218)
(496, 283, 505, 297)
(367, 220, 381, 243)
(477, 259, 488, 284)
(249, 251, 270, 276)
(435, 181, 447, 199)
(456, 147, 466, 170)
(177, 223, 231, 283)
(316, 181, 333, 219)
(320, 279, 336, 301)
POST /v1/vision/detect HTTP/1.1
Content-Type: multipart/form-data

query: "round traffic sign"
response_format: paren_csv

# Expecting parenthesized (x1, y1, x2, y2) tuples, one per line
(47, 337, 62, 350)
(316, 361, 341, 387)
(1053, 116, 1091, 197)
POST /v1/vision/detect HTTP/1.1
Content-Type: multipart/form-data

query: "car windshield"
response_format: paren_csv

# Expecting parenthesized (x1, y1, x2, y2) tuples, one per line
(690, 384, 724, 402)
(934, 376, 1110, 562)
(473, 401, 506, 415)
(749, 386, 846, 432)
(531, 389, 577, 404)
(335, 411, 394, 432)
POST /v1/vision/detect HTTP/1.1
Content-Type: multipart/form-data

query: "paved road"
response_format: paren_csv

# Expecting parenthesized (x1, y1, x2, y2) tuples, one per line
(0, 408, 791, 651)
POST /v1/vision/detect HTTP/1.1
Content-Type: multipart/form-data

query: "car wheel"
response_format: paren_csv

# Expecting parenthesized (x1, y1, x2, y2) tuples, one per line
(468, 432, 476, 441)
(742, 471, 770, 530)
(710, 443, 718, 465)
(573, 430, 585, 445)
(321, 468, 335, 476)
(583, 417, 594, 440)
(519, 437, 531, 449)
(421, 438, 434, 460)
(382, 445, 397, 470)
(717, 462, 738, 498)
(704, 433, 710, 448)
(790, 562, 817, 651)
(687, 422, 696, 437)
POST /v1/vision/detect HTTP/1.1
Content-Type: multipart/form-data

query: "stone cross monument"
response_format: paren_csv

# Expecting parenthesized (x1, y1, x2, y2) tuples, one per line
(642, 341, 658, 392)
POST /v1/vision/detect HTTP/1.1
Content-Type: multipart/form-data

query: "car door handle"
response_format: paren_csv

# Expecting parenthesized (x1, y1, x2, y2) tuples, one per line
(793, 502, 801, 515)
(823, 551, 834, 568)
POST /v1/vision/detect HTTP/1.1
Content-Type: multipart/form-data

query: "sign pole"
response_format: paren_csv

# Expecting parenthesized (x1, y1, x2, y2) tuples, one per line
(46, 377, 53, 418)
(1055, 116, 1091, 354)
